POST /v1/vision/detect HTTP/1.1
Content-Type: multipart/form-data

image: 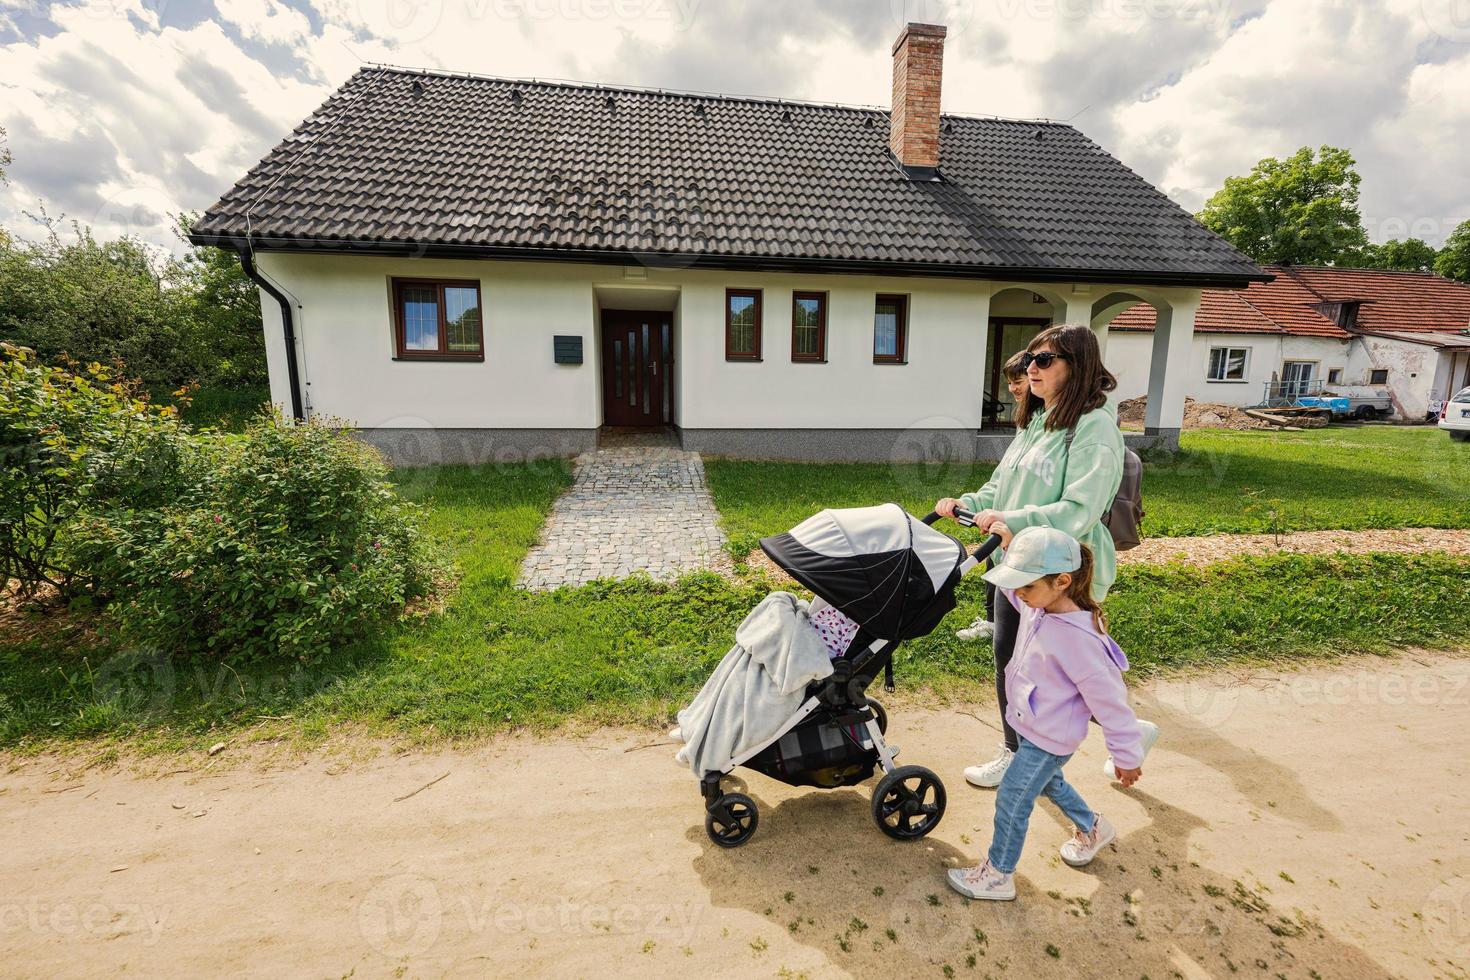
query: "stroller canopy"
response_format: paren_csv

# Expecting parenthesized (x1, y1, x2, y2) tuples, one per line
(760, 503, 966, 640)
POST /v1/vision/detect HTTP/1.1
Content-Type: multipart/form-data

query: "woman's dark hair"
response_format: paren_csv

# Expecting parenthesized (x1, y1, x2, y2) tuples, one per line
(1001, 350, 1028, 381)
(1013, 323, 1117, 432)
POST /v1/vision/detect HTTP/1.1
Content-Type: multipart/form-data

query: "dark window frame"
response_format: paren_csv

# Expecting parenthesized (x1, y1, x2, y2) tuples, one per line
(725, 287, 763, 361)
(873, 293, 908, 364)
(790, 290, 828, 362)
(391, 277, 485, 361)
(1369, 368, 1389, 385)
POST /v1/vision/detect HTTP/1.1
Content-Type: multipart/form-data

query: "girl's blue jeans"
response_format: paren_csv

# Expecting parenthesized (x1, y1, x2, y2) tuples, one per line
(987, 736, 1096, 874)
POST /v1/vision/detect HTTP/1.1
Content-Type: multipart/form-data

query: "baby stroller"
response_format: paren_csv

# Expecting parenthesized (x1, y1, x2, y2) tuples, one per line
(698, 502, 1001, 848)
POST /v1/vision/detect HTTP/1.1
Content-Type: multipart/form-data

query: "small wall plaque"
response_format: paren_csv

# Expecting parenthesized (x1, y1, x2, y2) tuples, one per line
(554, 335, 583, 364)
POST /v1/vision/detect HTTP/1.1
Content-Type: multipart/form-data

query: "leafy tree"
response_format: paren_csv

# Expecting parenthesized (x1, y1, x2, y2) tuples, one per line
(0, 213, 265, 388)
(1357, 237, 1439, 272)
(0, 125, 10, 184)
(1435, 219, 1470, 283)
(1197, 146, 1369, 265)
(0, 217, 195, 383)
(166, 213, 265, 387)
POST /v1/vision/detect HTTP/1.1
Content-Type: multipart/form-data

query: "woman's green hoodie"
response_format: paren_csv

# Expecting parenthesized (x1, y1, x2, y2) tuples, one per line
(960, 402, 1125, 601)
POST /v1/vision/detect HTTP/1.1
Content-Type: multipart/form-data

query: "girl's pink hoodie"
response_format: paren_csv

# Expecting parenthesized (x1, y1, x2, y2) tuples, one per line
(1001, 589, 1144, 769)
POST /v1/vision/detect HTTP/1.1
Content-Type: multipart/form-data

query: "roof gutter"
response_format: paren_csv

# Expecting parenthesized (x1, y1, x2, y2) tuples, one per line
(189, 233, 1273, 289)
(233, 247, 305, 421)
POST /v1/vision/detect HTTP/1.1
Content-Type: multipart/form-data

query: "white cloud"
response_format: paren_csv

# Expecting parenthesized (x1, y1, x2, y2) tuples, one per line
(215, 0, 314, 45)
(0, 0, 1466, 256)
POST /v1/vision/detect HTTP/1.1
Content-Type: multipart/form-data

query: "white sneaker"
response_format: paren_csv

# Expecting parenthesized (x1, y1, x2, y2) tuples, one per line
(1104, 720, 1160, 779)
(947, 860, 1016, 901)
(964, 745, 1015, 788)
(955, 616, 994, 641)
(1059, 813, 1116, 868)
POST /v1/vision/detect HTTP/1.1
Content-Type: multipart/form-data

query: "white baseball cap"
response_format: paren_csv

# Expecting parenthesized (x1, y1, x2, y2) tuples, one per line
(981, 526, 1082, 589)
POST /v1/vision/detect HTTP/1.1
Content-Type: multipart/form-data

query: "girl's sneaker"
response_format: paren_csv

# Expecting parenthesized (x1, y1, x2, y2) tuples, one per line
(1060, 813, 1116, 867)
(947, 860, 1016, 901)
(1103, 720, 1160, 779)
(955, 616, 994, 641)
(964, 744, 1015, 788)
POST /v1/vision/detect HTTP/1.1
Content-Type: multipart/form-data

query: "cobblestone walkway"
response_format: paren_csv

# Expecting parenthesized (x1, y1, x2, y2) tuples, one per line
(518, 431, 731, 590)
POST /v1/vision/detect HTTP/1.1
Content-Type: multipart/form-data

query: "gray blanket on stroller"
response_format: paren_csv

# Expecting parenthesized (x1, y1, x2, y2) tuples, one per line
(674, 591, 835, 776)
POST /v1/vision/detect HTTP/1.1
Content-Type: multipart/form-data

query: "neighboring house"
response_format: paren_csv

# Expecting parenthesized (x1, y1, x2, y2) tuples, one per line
(190, 22, 1265, 464)
(1106, 266, 1470, 420)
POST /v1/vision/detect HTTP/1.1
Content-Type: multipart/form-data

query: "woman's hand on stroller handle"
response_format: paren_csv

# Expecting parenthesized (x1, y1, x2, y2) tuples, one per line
(930, 498, 976, 523)
(922, 507, 1005, 563)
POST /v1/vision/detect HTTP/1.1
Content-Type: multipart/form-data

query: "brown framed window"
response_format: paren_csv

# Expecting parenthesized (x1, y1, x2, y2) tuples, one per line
(726, 288, 762, 360)
(791, 291, 827, 362)
(392, 278, 484, 360)
(874, 294, 908, 363)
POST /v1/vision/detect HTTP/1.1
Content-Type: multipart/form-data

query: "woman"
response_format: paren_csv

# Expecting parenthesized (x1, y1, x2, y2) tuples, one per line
(935, 323, 1156, 788)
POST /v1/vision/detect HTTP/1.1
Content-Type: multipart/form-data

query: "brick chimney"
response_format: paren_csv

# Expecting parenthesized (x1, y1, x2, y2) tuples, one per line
(890, 22, 947, 179)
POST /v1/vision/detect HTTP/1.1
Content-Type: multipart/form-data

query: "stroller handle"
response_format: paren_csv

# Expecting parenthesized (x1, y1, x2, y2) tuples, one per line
(922, 509, 1005, 563)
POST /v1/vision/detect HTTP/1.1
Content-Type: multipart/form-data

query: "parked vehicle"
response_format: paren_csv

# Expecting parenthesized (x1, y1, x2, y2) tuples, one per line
(1440, 386, 1470, 441)
(1315, 385, 1395, 420)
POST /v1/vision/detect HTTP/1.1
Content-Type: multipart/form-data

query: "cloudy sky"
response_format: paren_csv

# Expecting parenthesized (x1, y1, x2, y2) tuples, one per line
(2, 0, 1467, 255)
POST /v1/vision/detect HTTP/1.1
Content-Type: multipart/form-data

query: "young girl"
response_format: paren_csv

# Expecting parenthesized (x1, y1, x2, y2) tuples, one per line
(946, 523, 1145, 902)
(955, 351, 1033, 643)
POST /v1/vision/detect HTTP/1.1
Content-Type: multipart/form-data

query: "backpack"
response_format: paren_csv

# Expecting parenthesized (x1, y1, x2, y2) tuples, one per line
(1064, 426, 1145, 551)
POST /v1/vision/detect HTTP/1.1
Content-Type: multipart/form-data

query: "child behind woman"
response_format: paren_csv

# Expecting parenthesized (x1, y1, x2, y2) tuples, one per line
(955, 351, 1032, 642)
(947, 524, 1144, 901)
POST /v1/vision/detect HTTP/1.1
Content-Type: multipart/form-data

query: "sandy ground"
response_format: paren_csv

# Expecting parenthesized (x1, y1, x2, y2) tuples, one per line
(4, 653, 1470, 979)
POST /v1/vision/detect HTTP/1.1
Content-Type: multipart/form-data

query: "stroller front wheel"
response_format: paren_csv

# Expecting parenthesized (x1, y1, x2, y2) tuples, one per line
(706, 792, 759, 848)
(872, 765, 946, 840)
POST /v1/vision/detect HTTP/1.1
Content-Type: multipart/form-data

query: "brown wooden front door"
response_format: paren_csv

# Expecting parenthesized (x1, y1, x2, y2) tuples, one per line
(602, 310, 673, 426)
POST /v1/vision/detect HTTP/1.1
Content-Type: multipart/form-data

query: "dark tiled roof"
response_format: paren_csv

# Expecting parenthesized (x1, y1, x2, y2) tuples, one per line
(190, 67, 1266, 286)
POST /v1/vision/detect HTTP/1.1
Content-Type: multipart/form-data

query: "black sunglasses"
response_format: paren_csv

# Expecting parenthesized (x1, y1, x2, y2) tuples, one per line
(1021, 350, 1070, 371)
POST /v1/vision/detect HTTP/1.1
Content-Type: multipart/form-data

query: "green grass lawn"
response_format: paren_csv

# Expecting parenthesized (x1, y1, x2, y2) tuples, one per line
(707, 425, 1470, 554)
(2, 425, 1468, 753)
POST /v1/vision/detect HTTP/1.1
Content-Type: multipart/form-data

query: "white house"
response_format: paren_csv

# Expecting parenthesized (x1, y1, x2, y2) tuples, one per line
(1106, 265, 1470, 420)
(190, 22, 1267, 465)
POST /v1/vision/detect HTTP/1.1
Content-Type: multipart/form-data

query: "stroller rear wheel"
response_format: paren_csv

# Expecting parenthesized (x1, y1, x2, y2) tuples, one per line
(872, 765, 946, 840)
(706, 792, 759, 848)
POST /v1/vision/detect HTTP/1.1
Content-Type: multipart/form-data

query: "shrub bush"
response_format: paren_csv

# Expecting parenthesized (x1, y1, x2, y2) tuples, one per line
(0, 343, 195, 596)
(79, 414, 437, 663)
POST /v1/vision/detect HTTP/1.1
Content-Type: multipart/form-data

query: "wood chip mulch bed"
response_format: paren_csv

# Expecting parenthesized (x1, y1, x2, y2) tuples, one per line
(743, 527, 1470, 583)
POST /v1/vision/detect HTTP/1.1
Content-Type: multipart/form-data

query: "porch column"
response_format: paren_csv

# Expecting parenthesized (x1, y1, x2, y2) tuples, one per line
(1144, 294, 1199, 446)
(1063, 289, 1107, 362)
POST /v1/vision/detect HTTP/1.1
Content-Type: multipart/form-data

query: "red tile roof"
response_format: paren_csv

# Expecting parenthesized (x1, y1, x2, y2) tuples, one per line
(1283, 266, 1470, 334)
(1107, 265, 1470, 339)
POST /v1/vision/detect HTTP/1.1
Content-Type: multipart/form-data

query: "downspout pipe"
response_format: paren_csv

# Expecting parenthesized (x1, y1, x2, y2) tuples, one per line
(235, 247, 304, 421)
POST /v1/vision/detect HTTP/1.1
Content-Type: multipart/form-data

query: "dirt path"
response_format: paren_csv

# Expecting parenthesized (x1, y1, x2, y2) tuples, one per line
(4, 653, 1469, 979)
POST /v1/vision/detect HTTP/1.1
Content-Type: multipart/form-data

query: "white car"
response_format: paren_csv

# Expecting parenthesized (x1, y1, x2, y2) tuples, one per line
(1440, 386, 1470, 441)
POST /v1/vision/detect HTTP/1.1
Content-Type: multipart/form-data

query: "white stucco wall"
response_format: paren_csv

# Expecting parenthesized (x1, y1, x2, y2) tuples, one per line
(1108, 330, 1351, 408)
(249, 252, 1200, 435)
(1344, 335, 1443, 419)
(255, 252, 601, 430)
